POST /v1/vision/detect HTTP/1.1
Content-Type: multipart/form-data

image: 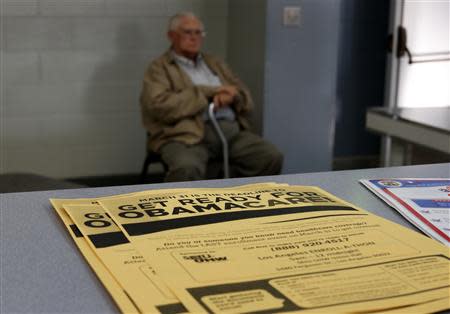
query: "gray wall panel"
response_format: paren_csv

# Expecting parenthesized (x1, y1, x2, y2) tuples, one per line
(264, 0, 341, 174)
(227, 0, 266, 134)
(1, 0, 39, 16)
(40, 0, 105, 16)
(5, 17, 74, 50)
(3, 52, 41, 83)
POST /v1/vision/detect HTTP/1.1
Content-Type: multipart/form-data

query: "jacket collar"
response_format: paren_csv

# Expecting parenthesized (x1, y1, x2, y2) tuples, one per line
(170, 50, 204, 67)
(163, 49, 220, 78)
(164, 49, 213, 65)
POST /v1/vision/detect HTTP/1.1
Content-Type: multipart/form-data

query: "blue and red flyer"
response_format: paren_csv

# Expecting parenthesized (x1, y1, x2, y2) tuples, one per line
(360, 179, 450, 246)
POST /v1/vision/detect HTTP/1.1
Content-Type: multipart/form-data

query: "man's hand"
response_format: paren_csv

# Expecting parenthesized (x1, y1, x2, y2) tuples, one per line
(217, 85, 239, 98)
(213, 85, 239, 110)
(213, 93, 234, 109)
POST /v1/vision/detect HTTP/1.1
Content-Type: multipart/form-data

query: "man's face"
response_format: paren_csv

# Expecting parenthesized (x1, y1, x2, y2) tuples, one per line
(169, 16, 204, 59)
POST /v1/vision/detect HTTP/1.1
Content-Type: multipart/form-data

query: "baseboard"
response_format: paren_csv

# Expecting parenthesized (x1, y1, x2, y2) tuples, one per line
(68, 172, 165, 187)
(333, 155, 380, 171)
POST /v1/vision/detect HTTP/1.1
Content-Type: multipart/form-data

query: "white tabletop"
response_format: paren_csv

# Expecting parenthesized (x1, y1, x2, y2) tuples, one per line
(369, 107, 450, 133)
(2, 163, 449, 313)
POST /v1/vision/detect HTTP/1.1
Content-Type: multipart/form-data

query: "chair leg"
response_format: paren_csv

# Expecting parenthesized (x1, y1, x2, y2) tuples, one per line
(162, 161, 168, 173)
(140, 152, 169, 183)
(139, 155, 151, 183)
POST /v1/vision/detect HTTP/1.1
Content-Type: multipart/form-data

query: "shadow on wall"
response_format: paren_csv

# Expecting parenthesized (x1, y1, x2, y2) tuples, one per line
(78, 22, 153, 174)
(334, 0, 389, 158)
(84, 22, 147, 115)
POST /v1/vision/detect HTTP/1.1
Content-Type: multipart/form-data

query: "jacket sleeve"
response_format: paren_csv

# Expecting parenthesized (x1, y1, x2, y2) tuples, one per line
(214, 58, 254, 114)
(140, 61, 217, 125)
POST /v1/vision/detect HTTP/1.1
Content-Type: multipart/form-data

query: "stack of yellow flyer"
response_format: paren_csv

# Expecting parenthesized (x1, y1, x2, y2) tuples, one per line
(50, 183, 450, 314)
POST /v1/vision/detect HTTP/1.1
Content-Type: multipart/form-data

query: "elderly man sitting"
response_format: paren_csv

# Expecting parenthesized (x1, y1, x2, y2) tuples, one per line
(140, 12, 283, 182)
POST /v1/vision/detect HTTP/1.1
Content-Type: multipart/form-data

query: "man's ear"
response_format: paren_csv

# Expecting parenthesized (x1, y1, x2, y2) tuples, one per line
(167, 31, 176, 43)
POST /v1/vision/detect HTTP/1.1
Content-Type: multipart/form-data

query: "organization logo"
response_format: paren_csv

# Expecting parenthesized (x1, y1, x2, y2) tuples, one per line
(183, 253, 228, 263)
(438, 186, 450, 193)
(378, 180, 402, 187)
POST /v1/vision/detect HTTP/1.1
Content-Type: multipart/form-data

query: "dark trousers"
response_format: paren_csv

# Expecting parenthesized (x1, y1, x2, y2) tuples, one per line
(160, 120, 283, 182)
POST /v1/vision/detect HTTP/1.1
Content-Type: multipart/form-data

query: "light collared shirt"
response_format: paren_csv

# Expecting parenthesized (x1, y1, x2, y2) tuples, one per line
(172, 51, 236, 121)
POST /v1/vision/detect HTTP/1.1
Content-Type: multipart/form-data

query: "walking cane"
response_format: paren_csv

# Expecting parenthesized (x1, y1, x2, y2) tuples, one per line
(208, 102, 230, 178)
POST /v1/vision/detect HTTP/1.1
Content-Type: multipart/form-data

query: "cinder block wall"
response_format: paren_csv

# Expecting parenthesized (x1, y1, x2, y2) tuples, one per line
(1, 0, 228, 179)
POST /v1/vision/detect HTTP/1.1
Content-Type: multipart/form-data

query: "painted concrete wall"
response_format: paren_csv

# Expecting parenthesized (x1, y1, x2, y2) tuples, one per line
(228, 0, 389, 170)
(1, 0, 229, 178)
(334, 0, 389, 158)
(263, 0, 341, 174)
(227, 0, 266, 134)
(1, 0, 390, 178)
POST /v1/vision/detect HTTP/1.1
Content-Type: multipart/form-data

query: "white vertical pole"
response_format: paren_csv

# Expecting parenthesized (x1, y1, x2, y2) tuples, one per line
(381, 0, 405, 167)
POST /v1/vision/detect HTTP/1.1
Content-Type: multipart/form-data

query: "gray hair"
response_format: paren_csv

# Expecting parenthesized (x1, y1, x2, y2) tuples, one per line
(168, 12, 204, 32)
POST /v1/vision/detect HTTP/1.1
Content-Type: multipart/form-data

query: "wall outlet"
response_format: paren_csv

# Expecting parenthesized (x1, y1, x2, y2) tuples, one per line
(283, 6, 301, 26)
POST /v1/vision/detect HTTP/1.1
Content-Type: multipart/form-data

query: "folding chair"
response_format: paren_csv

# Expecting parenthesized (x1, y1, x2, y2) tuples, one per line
(139, 133, 168, 183)
(140, 102, 230, 182)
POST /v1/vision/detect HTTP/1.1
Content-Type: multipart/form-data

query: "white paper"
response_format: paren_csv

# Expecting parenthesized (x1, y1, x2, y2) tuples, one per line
(360, 178, 450, 246)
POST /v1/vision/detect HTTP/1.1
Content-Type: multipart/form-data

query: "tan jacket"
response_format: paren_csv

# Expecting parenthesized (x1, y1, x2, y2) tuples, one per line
(140, 50, 253, 152)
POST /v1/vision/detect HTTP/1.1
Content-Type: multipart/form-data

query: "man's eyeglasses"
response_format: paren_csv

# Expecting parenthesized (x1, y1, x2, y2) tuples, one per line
(179, 28, 206, 38)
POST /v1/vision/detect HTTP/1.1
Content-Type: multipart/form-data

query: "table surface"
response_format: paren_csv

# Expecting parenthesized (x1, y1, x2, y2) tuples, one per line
(369, 106, 450, 133)
(2, 163, 450, 313)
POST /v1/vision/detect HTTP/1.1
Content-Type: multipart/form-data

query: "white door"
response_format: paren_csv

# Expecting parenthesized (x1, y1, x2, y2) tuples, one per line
(392, 0, 450, 108)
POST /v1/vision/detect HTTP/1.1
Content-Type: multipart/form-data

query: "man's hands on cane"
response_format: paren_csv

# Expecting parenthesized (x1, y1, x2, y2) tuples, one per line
(213, 85, 238, 110)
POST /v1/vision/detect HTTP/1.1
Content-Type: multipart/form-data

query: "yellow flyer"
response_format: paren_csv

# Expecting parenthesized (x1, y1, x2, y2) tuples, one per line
(64, 203, 186, 314)
(50, 183, 285, 313)
(50, 198, 139, 314)
(99, 185, 450, 314)
(378, 297, 450, 314)
(51, 191, 191, 313)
